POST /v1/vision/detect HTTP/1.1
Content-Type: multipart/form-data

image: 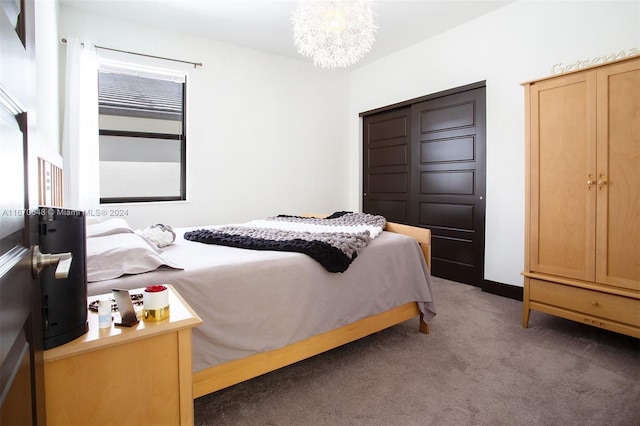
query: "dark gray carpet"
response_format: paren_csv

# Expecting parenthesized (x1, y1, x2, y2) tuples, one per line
(194, 277, 640, 426)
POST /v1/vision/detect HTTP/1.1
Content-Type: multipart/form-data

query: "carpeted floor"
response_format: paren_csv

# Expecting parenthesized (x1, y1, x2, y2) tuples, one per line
(194, 277, 640, 426)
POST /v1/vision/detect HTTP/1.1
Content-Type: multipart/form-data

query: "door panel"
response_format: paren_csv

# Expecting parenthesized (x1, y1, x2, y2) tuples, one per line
(1, 332, 32, 425)
(418, 102, 475, 131)
(411, 88, 486, 286)
(420, 203, 474, 230)
(369, 144, 407, 167)
(431, 235, 475, 266)
(363, 107, 411, 223)
(0, 105, 41, 426)
(529, 72, 597, 281)
(0, 0, 45, 423)
(369, 173, 407, 193)
(420, 136, 475, 163)
(596, 59, 640, 290)
(420, 170, 475, 194)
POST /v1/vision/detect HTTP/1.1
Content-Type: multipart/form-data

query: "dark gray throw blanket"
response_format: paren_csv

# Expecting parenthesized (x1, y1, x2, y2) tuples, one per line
(183, 212, 386, 273)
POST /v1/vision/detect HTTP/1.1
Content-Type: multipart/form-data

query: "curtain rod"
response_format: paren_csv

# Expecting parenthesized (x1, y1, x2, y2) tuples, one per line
(61, 38, 202, 68)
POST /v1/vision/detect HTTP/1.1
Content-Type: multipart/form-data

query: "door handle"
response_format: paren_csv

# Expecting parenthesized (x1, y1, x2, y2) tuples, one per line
(598, 173, 607, 189)
(32, 245, 72, 279)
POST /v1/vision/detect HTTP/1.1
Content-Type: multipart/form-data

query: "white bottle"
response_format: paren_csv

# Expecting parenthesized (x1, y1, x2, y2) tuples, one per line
(98, 299, 112, 329)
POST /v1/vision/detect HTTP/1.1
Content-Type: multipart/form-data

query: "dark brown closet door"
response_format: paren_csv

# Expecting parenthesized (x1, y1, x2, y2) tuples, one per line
(363, 107, 412, 223)
(411, 87, 486, 286)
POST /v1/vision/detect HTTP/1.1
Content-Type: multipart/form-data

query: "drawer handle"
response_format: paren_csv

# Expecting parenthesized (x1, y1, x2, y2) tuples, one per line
(591, 300, 598, 307)
(583, 318, 607, 327)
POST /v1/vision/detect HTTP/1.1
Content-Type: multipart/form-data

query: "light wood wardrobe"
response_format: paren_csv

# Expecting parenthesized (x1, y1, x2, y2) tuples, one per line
(522, 56, 639, 338)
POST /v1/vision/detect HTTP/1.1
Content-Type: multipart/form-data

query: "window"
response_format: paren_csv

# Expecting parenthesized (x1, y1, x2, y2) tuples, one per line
(98, 63, 186, 203)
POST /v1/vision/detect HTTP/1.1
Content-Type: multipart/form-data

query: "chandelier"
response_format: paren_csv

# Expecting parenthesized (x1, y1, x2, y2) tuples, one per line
(291, 0, 378, 69)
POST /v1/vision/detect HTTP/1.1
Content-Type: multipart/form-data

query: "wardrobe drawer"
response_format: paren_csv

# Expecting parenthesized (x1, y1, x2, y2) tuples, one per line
(529, 279, 640, 327)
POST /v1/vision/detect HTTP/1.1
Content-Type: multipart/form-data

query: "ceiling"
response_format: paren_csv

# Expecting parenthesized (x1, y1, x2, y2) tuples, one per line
(60, 0, 514, 68)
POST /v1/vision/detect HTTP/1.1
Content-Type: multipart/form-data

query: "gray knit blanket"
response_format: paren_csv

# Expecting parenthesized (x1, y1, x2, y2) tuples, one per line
(183, 212, 386, 272)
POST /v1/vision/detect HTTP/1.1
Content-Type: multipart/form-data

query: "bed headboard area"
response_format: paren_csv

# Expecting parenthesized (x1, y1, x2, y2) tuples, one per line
(38, 157, 63, 207)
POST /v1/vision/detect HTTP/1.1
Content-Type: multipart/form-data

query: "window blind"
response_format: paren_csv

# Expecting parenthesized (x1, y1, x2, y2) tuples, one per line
(98, 72, 184, 121)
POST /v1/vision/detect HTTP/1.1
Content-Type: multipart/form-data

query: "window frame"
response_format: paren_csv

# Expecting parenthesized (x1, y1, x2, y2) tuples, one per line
(98, 130, 186, 204)
(97, 63, 187, 204)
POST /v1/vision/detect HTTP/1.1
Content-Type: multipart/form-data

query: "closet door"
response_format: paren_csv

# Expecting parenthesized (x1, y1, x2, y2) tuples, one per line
(411, 88, 486, 286)
(362, 82, 486, 286)
(362, 107, 412, 223)
(528, 71, 597, 281)
(595, 58, 640, 290)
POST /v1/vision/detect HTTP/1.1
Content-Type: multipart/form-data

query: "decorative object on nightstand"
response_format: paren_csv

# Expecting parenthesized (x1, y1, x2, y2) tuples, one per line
(143, 284, 170, 321)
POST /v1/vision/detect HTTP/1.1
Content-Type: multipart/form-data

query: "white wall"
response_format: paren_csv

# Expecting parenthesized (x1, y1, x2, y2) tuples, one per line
(58, 5, 351, 229)
(31, 0, 62, 207)
(34, 0, 60, 159)
(348, 0, 640, 287)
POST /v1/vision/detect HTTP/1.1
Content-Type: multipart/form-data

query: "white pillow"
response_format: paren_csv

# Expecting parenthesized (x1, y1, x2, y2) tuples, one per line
(86, 233, 182, 282)
(86, 218, 133, 238)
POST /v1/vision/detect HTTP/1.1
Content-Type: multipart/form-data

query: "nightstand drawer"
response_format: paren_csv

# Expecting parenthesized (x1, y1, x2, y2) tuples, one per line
(529, 279, 640, 327)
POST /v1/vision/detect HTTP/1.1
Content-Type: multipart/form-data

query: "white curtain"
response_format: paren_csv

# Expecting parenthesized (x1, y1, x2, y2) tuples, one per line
(62, 37, 100, 210)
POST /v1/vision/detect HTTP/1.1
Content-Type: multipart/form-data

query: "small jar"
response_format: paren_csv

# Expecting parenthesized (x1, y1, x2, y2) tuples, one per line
(98, 299, 112, 329)
(143, 285, 170, 322)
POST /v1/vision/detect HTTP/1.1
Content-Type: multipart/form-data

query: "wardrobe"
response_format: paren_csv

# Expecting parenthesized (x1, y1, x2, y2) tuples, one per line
(522, 56, 639, 338)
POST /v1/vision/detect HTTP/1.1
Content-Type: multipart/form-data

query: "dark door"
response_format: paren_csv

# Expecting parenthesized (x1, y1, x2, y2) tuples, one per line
(0, 0, 46, 424)
(411, 87, 486, 286)
(362, 84, 486, 287)
(362, 107, 412, 222)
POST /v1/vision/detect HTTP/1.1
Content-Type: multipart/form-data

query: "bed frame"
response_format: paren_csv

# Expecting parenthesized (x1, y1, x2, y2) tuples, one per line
(192, 220, 432, 398)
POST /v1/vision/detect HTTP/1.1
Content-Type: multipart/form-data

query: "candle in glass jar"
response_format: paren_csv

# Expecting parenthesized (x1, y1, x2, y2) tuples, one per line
(143, 285, 170, 322)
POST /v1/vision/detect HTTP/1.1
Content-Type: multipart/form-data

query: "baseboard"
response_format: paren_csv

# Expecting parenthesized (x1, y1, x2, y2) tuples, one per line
(482, 280, 523, 301)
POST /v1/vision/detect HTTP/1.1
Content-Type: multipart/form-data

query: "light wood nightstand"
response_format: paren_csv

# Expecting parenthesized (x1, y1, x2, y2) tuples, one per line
(43, 285, 202, 426)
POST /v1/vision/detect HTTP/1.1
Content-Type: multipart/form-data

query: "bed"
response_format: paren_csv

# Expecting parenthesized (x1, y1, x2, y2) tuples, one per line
(84, 213, 436, 399)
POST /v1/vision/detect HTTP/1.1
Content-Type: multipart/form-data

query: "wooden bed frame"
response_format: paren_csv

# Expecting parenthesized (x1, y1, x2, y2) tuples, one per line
(192, 221, 432, 398)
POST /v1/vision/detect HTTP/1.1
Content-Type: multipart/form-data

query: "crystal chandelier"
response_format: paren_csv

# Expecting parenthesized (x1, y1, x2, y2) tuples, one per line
(291, 0, 378, 69)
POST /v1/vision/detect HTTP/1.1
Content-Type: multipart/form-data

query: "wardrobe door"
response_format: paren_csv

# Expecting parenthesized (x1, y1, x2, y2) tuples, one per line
(528, 71, 597, 281)
(595, 58, 640, 290)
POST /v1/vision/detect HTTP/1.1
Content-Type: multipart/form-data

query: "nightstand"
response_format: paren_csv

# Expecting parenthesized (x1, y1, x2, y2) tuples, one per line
(43, 285, 202, 425)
